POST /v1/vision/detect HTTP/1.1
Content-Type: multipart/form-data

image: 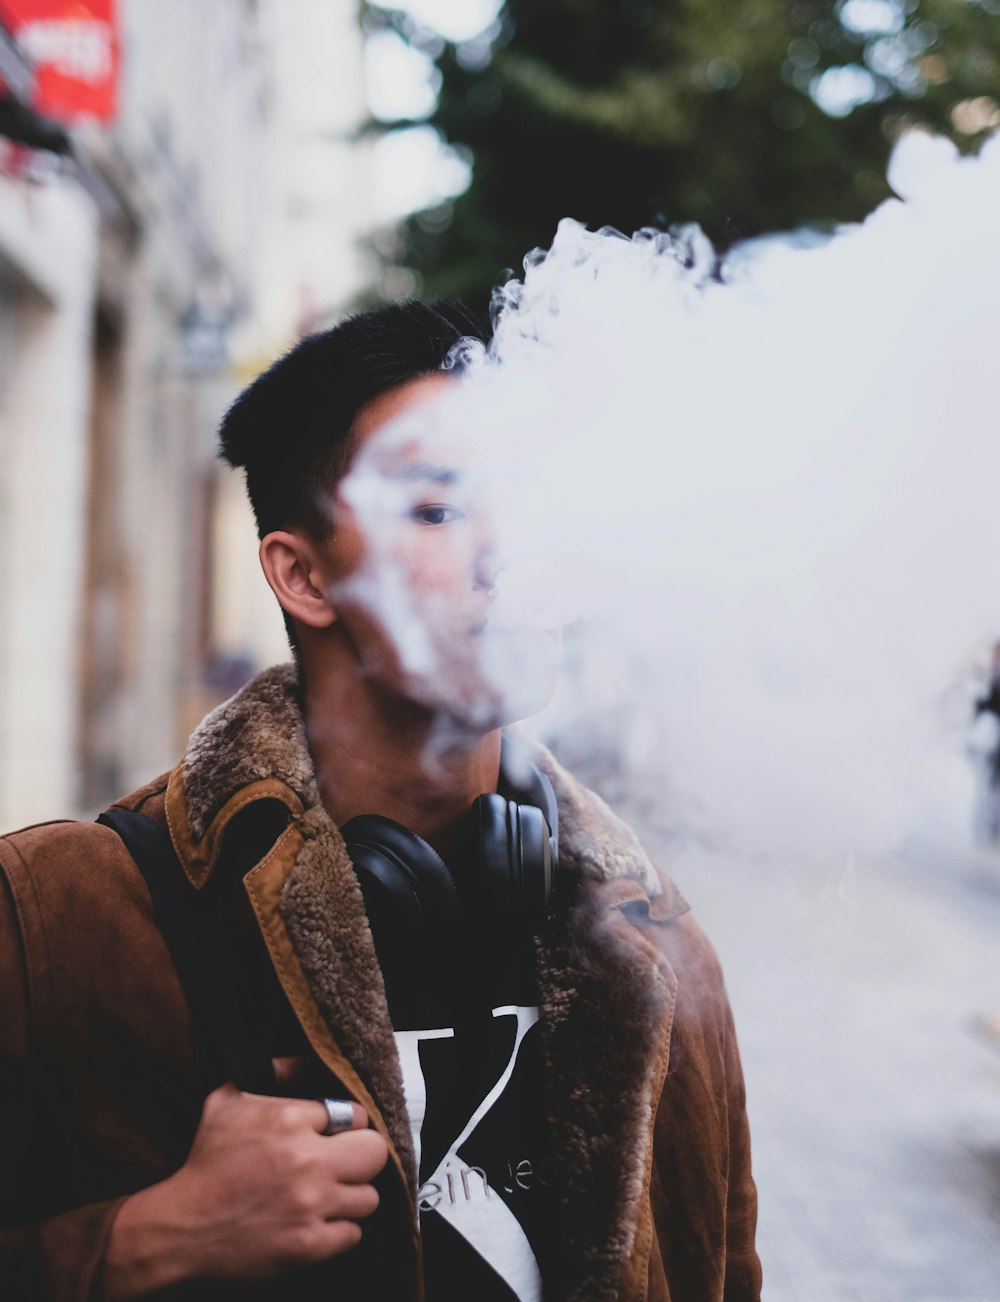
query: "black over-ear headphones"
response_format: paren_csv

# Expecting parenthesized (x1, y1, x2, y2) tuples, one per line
(341, 745, 559, 1023)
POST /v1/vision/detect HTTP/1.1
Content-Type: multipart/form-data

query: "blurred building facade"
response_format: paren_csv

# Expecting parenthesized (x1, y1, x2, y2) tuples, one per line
(0, 0, 374, 826)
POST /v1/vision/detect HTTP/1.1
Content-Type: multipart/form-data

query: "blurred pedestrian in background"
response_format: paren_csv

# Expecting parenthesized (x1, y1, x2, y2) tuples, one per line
(969, 640, 1000, 846)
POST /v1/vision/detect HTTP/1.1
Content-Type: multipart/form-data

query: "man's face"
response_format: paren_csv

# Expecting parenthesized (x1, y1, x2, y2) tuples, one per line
(312, 374, 560, 729)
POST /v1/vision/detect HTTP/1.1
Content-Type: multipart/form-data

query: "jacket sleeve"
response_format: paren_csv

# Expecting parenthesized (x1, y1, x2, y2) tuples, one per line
(0, 857, 128, 1302)
(720, 996, 763, 1302)
(646, 907, 763, 1302)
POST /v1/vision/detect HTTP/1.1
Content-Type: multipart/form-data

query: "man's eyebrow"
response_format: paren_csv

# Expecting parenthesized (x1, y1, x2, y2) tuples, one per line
(390, 462, 461, 485)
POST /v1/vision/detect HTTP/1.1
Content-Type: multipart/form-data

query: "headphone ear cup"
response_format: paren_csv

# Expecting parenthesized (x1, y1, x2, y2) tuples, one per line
(514, 802, 554, 928)
(467, 794, 553, 935)
(341, 815, 461, 1022)
(467, 793, 517, 920)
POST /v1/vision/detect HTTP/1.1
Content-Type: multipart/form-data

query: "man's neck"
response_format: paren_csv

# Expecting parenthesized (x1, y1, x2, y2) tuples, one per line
(302, 654, 502, 858)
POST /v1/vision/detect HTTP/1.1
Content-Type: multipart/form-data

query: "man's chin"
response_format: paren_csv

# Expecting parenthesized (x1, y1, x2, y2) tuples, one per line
(403, 628, 562, 733)
(482, 625, 563, 722)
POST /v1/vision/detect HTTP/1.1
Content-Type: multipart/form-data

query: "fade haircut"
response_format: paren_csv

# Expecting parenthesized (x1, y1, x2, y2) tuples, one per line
(219, 299, 491, 540)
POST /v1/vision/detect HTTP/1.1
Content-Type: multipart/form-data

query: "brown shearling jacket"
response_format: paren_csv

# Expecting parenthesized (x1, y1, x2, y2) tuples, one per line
(0, 665, 761, 1301)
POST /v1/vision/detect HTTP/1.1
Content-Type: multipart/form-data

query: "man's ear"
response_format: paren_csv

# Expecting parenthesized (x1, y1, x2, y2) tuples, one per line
(259, 531, 336, 630)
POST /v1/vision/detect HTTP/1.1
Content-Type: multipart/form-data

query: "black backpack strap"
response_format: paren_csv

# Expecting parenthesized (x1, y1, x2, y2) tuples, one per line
(97, 808, 276, 1095)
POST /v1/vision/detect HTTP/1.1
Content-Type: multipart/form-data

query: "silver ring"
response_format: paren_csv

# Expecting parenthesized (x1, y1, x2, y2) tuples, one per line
(320, 1098, 355, 1136)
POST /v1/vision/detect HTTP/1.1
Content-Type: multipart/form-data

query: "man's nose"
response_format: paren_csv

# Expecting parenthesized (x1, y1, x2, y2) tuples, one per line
(472, 525, 500, 594)
(473, 554, 499, 595)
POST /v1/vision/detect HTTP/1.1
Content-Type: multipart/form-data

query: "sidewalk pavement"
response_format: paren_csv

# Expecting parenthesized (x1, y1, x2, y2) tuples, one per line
(661, 837, 1000, 1302)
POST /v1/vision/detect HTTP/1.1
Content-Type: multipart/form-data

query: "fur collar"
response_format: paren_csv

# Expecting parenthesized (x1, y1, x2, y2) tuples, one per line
(176, 663, 689, 1299)
(178, 664, 672, 905)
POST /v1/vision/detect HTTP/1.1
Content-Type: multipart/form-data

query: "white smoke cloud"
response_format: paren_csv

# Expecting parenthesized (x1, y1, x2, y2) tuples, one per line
(345, 128, 1000, 864)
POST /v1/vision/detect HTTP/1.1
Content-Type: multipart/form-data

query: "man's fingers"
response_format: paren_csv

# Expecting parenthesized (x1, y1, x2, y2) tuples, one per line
(309, 1219, 364, 1261)
(200, 1080, 241, 1119)
(271, 1056, 306, 1087)
(319, 1129, 390, 1184)
(324, 1181, 380, 1223)
(310, 1097, 369, 1136)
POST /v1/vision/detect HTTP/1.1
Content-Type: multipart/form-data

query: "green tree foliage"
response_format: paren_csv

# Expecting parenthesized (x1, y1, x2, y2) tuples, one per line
(365, 0, 1000, 304)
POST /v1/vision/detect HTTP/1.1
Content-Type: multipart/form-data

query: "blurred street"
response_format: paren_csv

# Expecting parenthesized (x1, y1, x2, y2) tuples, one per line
(672, 839, 1000, 1302)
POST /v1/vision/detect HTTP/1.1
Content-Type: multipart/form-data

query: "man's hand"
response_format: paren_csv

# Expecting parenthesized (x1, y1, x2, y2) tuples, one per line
(101, 1081, 389, 1299)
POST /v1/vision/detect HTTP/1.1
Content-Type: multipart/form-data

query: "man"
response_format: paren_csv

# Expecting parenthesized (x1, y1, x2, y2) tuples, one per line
(0, 301, 761, 1300)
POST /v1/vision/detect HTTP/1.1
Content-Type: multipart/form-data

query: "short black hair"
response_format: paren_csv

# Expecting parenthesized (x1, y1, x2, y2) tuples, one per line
(219, 299, 491, 540)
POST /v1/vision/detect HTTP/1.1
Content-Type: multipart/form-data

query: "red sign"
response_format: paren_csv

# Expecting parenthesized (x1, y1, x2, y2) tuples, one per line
(0, 0, 118, 123)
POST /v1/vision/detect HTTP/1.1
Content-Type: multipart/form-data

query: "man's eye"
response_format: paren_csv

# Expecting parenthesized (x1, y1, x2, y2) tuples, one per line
(412, 504, 464, 525)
